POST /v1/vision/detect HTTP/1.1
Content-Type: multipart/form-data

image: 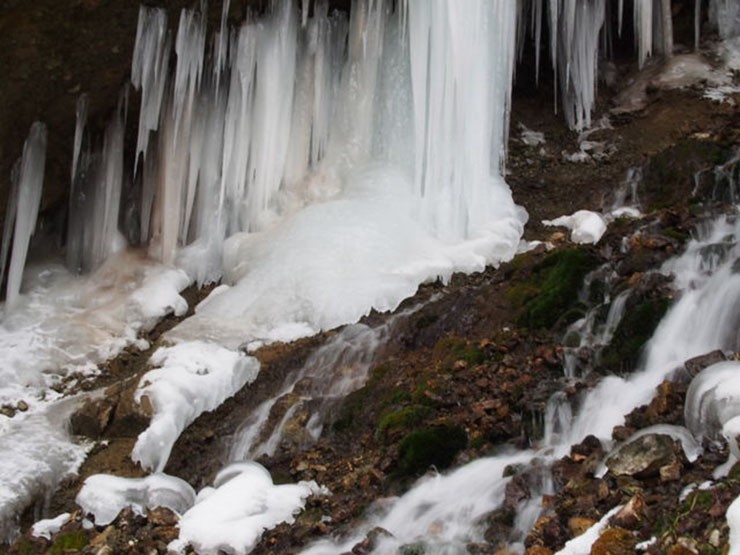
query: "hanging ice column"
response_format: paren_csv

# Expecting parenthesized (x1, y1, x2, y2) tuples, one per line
(1, 123, 46, 308)
(406, 0, 520, 242)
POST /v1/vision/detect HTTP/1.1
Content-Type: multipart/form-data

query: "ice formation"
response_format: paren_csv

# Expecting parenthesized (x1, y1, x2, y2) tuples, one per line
(543, 210, 607, 244)
(0, 410, 89, 543)
(76, 473, 196, 526)
(30, 513, 71, 540)
(171, 462, 325, 555)
(685, 361, 740, 452)
(729, 494, 740, 555)
(1, 123, 46, 308)
(132, 341, 260, 472)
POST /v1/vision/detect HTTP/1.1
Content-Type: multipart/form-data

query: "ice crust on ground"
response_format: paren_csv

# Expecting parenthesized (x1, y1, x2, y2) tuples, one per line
(0, 251, 188, 540)
(132, 341, 260, 472)
(170, 462, 326, 555)
(542, 210, 607, 244)
(0, 250, 190, 409)
(76, 473, 196, 526)
(0, 409, 89, 543)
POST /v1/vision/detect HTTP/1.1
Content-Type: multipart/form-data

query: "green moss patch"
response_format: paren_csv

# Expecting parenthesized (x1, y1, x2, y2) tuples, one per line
(511, 249, 599, 330)
(397, 423, 467, 476)
(376, 405, 432, 439)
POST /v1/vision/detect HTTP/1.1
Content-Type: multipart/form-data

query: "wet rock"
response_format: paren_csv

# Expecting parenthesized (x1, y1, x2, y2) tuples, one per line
(524, 547, 552, 555)
(147, 507, 178, 527)
(347, 527, 393, 554)
(590, 527, 637, 555)
(605, 434, 680, 478)
(567, 516, 596, 537)
(684, 350, 726, 378)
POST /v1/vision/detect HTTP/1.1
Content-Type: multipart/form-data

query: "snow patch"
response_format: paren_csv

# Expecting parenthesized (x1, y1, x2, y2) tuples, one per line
(170, 462, 326, 555)
(31, 513, 71, 540)
(555, 505, 623, 555)
(132, 341, 260, 472)
(543, 210, 607, 244)
(76, 473, 195, 526)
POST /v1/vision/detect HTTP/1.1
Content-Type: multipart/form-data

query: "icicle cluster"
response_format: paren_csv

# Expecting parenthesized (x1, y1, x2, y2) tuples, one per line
(61, 0, 524, 285)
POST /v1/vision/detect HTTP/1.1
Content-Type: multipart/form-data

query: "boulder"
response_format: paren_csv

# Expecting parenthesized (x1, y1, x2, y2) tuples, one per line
(605, 434, 680, 478)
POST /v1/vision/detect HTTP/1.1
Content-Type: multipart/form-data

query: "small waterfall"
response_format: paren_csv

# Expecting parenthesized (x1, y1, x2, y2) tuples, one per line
(302, 154, 740, 554)
(229, 305, 420, 461)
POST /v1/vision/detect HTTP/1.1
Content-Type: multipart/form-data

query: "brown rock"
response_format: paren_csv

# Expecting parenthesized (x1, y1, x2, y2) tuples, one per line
(590, 527, 637, 555)
(611, 493, 648, 529)
(667, 537, 700, 554)
(660, 459, 682, 482)
(16, 400, 28, 412)
(605, 434, 679, 478)
(147, 507, 178, 527)
(525, 547, 553, 555)
(567, 516, 596, 537)
(684, 350, 726, 378)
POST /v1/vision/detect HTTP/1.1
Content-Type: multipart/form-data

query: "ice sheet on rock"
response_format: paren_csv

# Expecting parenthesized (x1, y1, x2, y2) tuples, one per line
(31, 512, 71, 540)
(555, 505, 623, 555)
(76, 473, 195, 526)
(0, 409, 89, 543)
(543, 210, 607, 244)
(0, 250, 190, 408)
(170, 462, 325, 555)
(302, 452, 530, 554)
(685, 361, 740, 444)
(132, 342, 259, 472)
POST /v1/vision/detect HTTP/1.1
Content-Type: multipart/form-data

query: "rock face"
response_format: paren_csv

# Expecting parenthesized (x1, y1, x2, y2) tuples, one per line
(605, 434, 681, 478)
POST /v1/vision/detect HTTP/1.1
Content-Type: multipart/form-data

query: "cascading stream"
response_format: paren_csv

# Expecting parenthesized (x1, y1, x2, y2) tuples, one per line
(299, 156, 740, 554)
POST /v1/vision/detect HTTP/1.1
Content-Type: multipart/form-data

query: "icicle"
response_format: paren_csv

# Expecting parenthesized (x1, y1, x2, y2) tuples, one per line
(71, 94, 88, 185)
(534, 0, 543, 85)
(214, 0, 231, 90)
(557, 0, 606, 130)
(634, 0, 654, 68)
(131, 6, 170, 173)
(709, 0, 740, 39)
(695, 0, 701, 50)
(4, 123, 46, 308)
(302, 0, 310, 28)
(660, 0, 674, 59)
(243, 0, 299, 231)
(618, 0, 624, 37)
(0, 162, 20, 289)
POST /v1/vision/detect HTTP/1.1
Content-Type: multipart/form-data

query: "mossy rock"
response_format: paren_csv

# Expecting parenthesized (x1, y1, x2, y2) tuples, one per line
(642, 140, 731, 210)
(433, 336, 486, 366)
(376, 405, 432, 439)
(397, 423, 467, 476)
(512, 249, 599, 330)
(590, 527, 637, 555)
(599, 297, 670, 374)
